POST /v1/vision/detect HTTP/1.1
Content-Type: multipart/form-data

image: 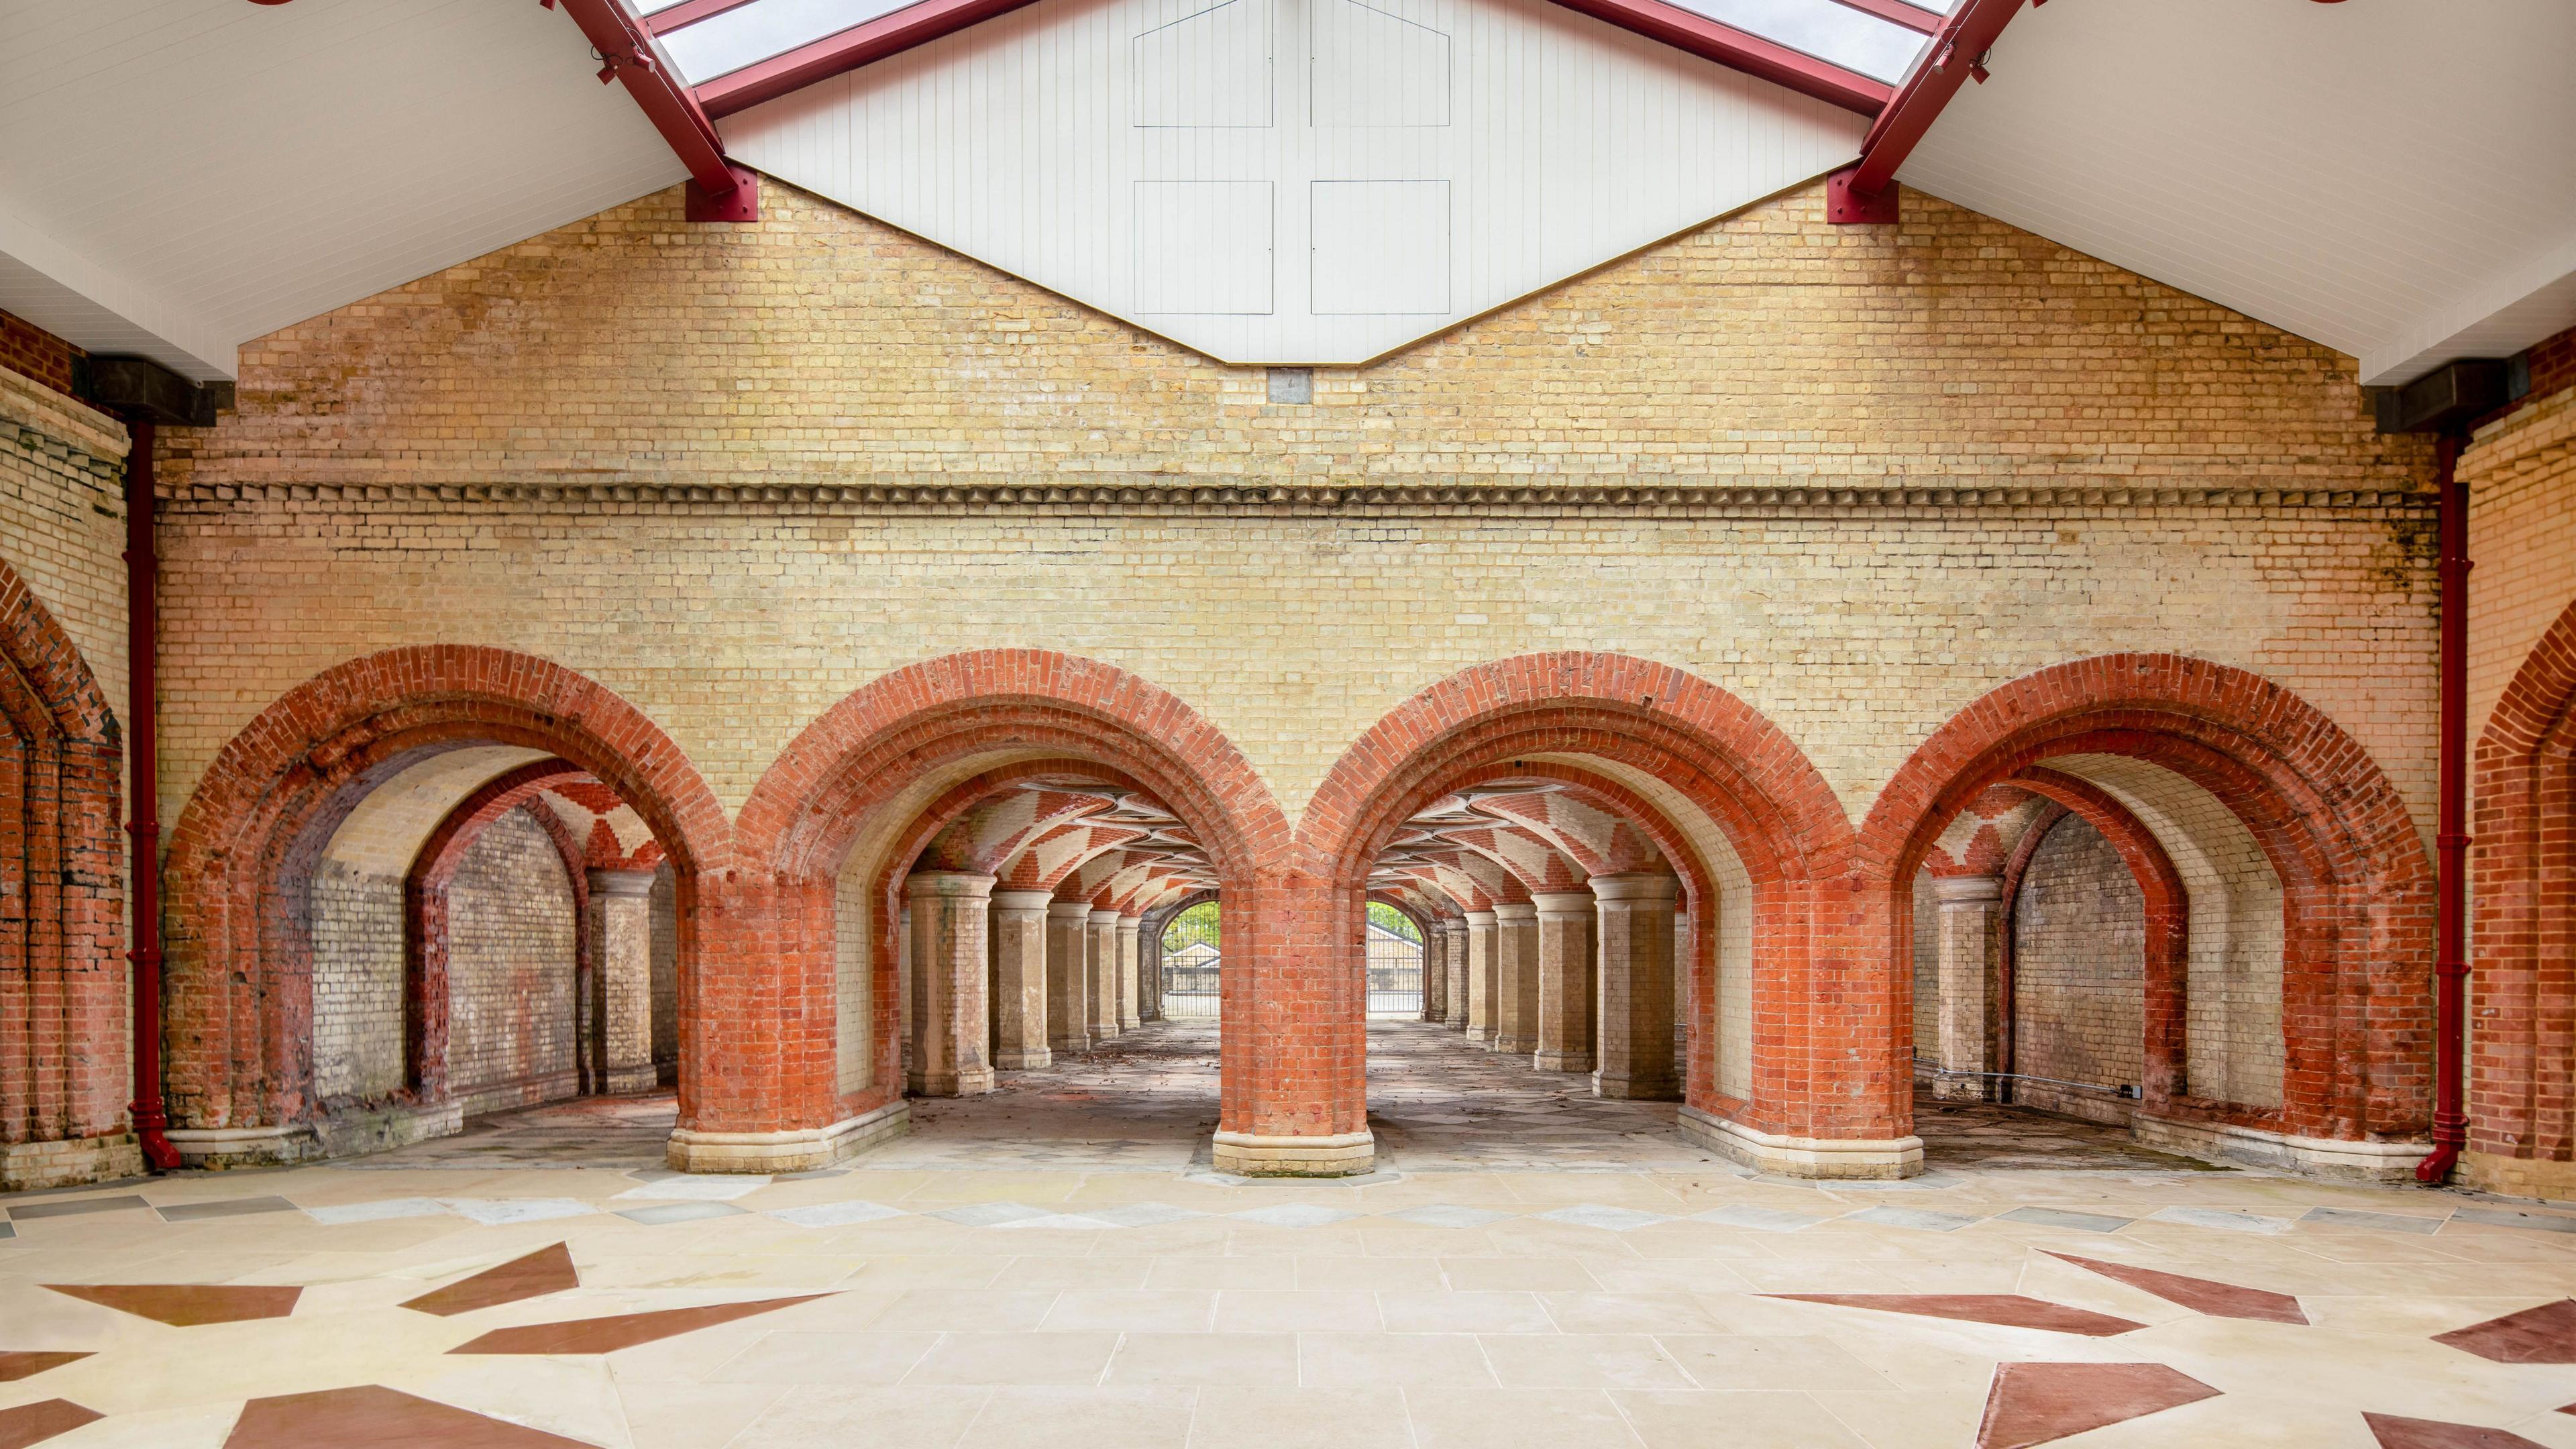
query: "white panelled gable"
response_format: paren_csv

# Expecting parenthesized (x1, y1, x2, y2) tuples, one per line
(720, 0, 1864, 364)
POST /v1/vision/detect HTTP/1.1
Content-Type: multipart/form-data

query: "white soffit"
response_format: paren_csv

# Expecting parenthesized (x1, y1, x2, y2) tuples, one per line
(1898, 0, 2576, 388)
(720, 0, 1866, 365)
(0, 0, 687, 382)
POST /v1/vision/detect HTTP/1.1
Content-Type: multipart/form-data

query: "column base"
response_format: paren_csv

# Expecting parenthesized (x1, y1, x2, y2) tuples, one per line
(602, 1064, 661, 1095)
(165, 1123, 325, 1171)
(995, 1049, 1053, 1070)
(1534, 1051, 1595, 1073)
(1, 1132, 146, 1191)
(1492, 1034, 1536, 1055)
(1051, 1034, 1092, 1055)
(667, 1100, 910, 1173)
(1677, 1105, 1922, 1180)
(908, 1069, 996, 1098)
(313, 1099, 465, 1160)
(1929, 1077, 1992, 1102)
(1468, 1027, 1495, 1045)
(1592, 1071, 1680, 1101)
(2463, 1150, 2576, 1199)
(1210, 1129, 1376, 1177)
(2130, 1114, 2427, 1183)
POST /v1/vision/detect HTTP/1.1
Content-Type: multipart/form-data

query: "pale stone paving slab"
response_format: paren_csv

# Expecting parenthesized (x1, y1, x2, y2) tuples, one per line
(1846, 1206, 1983, 1232)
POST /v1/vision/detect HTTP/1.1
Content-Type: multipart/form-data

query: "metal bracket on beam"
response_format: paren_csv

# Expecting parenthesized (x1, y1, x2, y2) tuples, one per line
(1825, 164, 1899, 225)
(685, 162, 762, 223)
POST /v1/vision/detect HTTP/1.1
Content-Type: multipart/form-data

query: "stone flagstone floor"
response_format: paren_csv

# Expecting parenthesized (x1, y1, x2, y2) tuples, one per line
(5, 1020, 2576, 1447)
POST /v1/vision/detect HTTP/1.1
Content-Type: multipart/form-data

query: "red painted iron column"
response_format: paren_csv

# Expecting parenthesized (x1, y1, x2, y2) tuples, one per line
(2420, 433, 2470, 1183)
(123, 418, 180, 1172)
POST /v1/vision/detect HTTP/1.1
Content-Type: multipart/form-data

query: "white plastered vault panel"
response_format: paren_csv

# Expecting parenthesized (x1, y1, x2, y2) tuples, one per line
(721, 0, 1864, 364)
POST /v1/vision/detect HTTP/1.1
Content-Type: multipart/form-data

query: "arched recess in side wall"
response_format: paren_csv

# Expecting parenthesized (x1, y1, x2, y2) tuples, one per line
(1859, 654, 2435, 1174)
(729, 650, 1288, 1169)
(0, 557, 134, 1189)
(159, 646, 729, 1167)
(2469, 598, 2576, 1190)
(1301, 653, 1866, 1177)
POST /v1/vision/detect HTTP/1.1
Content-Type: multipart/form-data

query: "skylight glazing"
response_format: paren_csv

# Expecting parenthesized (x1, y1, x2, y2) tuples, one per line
(639, 0, 1943, 91)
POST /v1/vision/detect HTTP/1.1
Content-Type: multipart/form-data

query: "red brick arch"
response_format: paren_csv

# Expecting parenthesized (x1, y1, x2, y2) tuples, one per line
(160, 646, 728, 1134)
(1859, 654, 2434, 1144)
(2471, 599, 2576, 1169)
(1303, 653, 1860, 1141)
(726, 650, 1289, 1136)
(0, 558, 129, 1169)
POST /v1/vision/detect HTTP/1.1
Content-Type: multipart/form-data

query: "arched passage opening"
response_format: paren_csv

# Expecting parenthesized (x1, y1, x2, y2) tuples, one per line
(727, 651, 1286, 1173)
(1301, 653, 1874, 1179)
(0, 559, 136, 1190)
(1861, 655, 2436, 1181)
(158, 647, 727, 1167)
(2469, 599, 2576, 1195)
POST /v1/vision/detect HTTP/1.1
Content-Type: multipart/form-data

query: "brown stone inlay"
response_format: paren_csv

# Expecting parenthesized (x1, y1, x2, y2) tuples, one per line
(223, 1385, 598, 1448)
(2045, 1251, 2309, 1324)
(0, 1352, 90, 1383)
(448, 1293, 831, 1354)
(1764, 1293, 2143, 1337)
(0, 1399, 103, 1449)
(1978, 1362, 2219, 1449)
(2431, 1299, 2576, 1364)
(402, 1242, 579, 1317)
(41, 1283, 301, 1327)
(2363, 1411, 2550, 1449)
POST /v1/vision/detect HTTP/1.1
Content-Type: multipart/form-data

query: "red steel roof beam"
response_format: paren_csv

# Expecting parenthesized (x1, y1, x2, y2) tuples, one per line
(1830, 0, 2029, 220)
(550, 0, 759, 217)
(1538, 0, 1892, 115)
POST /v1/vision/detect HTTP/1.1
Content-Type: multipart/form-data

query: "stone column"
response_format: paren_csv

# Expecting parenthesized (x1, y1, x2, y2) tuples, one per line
(896, 901, 914, 1057)
(989, 889, 1055, 1070)
(1463, 910, 1499, 1044)
(1046, 900, 1093, 1055)
(1420, 919, 1448, 1023)
(904, 871, 996, 1097)
(587, 868, 660, 1095)
(1117, 915, 1144, 1031)
(1139, 924, 1165, 1022)
(1593, 872, 1681, 1099)
(1933, 873, 2006, 1102)
(1088, 908, 1123, 1041)
(1491, 902, 1540, 1055)
(1452, 918, 1473, 1020)
(1530, 890, 1598, 1073)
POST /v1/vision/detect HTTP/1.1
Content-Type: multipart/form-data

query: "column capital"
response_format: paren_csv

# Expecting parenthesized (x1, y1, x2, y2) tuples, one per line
(1931, 873, 2004, 906)
(1529, 891, 1595, 919)
(991, 888, 1057, 913)
(905, 870, 996, 900)
(1492, 902, 1538, 923)
(1115, 916, 1143, 936)
(1463, 908, 1498, 928)
(1048, 899, 1095, 922)
(1088, 907, 1122, 926)
(1589, 871, 1681, 904)
(586, 867, 658, 898)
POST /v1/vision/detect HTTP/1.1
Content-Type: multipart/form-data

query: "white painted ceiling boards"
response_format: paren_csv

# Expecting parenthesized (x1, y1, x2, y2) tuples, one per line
(720, 0, 1868, 365)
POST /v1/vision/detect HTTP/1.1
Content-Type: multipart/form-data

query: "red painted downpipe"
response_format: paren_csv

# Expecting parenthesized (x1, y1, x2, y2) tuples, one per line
(2418, 432, 2469, 1184)
(123, 419, 181, 1173)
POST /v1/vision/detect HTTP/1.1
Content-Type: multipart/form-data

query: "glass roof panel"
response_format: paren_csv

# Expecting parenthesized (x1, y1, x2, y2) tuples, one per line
(659, 0, 926, 84)
(1664, 0, 1928, 84)
(647, 0, 1935, 91)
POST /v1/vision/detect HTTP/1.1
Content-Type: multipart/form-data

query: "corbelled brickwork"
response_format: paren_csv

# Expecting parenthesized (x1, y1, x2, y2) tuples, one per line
(0, 309, 80, 401)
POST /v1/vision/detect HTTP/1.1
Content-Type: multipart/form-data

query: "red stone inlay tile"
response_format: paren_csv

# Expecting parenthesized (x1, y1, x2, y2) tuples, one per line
(2363, 1411, 2550, 1448)
(40, 1284, 301, 1327)
(0, 1399, 103, 1449)
(1978, 1362, 2218, 1449)
(224, 1385, 598, 1448)
(2432, 1299, 2576, 1364)
(1763, 1293, 2143, 1336)
(449, 1294, 831, 1354)
(402, 1243, 579, 1317)
(2045, 1251, 2309, 1324)
(0, 1352, 90, 1383)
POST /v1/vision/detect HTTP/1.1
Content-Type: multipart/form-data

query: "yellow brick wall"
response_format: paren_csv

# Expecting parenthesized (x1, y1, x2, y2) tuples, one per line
(1, 368, 128, 738)
(150, 178, 2443, 843)
(2463, 385, 2576, 744)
